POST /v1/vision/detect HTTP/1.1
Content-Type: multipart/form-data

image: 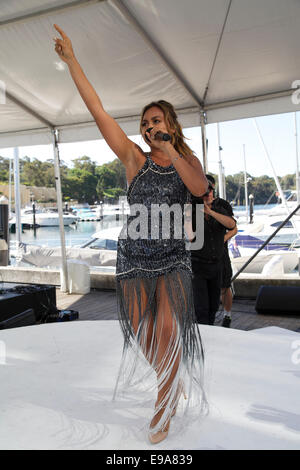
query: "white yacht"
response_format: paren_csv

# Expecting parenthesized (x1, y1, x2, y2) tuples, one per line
(12, 221, 299, 275)
(80, 225, 121, 250)
(10, 207, 79, 227)
(72, 207, 101, 222)
(237, 214, 300, 246)
(12, 226, 120, 268)
(99, 203, 131, 220)
(229, 235, 299, 274)
(260, 190, 299, 217)
(230, 212, 300, 274)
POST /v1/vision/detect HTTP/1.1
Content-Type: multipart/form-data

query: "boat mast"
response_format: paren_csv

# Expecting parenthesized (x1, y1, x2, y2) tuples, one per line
(294, 112, 300, 205)
(243, 144, 249, 224)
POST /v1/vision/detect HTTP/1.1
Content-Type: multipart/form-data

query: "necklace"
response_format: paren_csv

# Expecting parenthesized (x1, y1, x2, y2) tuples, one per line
(149, 151, 183, 166)
(149, 152, 172, 167)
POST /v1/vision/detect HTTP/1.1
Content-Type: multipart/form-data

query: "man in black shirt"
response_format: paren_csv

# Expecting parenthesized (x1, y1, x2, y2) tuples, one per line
(190, 176, 236, 325)
(205, 175, 237, 327)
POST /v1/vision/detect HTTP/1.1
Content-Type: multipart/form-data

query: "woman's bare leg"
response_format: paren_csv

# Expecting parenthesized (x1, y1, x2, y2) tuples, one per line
(122, 279, 155, 365)
(150, 275, 182, 431)
(121, 276, 184, 434)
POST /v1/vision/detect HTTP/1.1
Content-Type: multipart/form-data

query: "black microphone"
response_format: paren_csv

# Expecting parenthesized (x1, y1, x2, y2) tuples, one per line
(145, 127, 171, 142)
(155, 131, 171, 142)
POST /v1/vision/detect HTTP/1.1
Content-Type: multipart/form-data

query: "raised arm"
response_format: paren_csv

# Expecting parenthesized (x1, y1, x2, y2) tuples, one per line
(53, 24, 135, 164)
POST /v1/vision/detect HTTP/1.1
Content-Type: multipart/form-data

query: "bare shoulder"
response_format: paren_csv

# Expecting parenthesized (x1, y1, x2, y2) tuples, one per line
(122, 142, 144, 168)
(133, 143, 147, 164)
(125, 143, 147, 185)
(127, 143, 147, 169)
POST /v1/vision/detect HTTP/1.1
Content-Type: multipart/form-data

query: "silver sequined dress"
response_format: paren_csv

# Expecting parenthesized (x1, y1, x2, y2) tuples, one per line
(116, 152, 192, 279)
(113, 152, 207, 436)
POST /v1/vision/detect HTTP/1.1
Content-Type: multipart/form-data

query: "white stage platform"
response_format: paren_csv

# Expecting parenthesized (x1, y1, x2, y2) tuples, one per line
(0, 321, 299, 450)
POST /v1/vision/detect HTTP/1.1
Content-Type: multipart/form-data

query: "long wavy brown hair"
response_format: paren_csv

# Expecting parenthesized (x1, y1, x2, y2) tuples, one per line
(140, 100, 194, 162)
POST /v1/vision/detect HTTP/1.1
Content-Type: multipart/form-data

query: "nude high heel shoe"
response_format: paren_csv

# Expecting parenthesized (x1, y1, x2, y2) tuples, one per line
(149, 403, 171, 444)
(171, 380, 187, 418)
(148, 381, 187, 444)
(148, 419, 171, 444)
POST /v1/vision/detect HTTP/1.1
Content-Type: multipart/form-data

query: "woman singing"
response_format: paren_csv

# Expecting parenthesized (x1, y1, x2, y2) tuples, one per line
(53, 24, 208, 444)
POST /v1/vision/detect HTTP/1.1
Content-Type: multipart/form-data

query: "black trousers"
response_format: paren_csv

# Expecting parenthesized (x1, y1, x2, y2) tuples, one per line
(192, 261, 222, 325)
(221, 247, 233, 289)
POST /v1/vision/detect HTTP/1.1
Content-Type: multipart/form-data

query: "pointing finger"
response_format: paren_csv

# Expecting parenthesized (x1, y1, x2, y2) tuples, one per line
(54, 24, 67, 39)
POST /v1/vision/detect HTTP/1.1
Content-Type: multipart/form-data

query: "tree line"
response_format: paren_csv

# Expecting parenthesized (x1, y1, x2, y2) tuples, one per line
(217, 172, 296, 205)
(0, 155, 127, 204)
(0, 155, 297, 205)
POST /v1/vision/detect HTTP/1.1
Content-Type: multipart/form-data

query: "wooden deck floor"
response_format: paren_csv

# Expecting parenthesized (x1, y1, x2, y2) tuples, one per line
(56, 288, 300, 333)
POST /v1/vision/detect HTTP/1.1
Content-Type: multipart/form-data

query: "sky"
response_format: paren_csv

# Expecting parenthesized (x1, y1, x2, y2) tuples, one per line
(0, 111, 299, 179)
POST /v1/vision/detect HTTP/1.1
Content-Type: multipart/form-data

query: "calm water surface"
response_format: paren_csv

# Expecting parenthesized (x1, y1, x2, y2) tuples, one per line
(9, 204, 278, 248)
(10, 218, 123, 248)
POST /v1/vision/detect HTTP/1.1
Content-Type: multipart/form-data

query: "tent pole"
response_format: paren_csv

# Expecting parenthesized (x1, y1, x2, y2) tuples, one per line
(200, 111, 208, 173)
(222, 165, 226, 200)
(294, 112, 300, 205)
(243, 144, 249, 224)
(8, 157, 12, 218)
(52, 129, 69, 293)
(217, 122, 225, 198)
(13, 147, 22, 249)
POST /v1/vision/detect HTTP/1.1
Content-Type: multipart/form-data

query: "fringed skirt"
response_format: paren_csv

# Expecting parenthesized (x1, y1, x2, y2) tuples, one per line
(113, 267, 208, 436)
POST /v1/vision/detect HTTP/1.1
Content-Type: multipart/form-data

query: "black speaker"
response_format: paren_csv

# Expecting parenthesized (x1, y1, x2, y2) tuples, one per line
(0, 309, 35, 330)
(0, 283, 56, 323)
(255, 286, 300, 315)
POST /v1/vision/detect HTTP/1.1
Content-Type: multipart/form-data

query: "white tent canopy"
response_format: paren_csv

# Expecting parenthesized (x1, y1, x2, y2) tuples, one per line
(1, 0, 300, 149)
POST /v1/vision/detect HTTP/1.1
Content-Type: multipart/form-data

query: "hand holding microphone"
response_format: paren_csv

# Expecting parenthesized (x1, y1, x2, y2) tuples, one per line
(154, 130, 171, 141)
(146, 127, 171, 143)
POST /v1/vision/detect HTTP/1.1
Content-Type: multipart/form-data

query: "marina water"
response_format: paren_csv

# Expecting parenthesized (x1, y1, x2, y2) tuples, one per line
(9, 204, 277, 249)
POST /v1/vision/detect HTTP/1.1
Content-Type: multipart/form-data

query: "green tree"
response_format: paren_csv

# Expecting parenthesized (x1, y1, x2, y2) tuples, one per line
(72, 156, 96, 175)
(279, 174, 295, 190)
(224, 173, 243, 204)
(95, 165, 117, 200)
(224, 173, 277, 205)
(63, 168, 98, 203)
(21, 158, 47, 186)
(0, 156, 9, 182)
(251, 175, 277, 204)
(103, 187, 126, 199)
(106, 158, 127, 190)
